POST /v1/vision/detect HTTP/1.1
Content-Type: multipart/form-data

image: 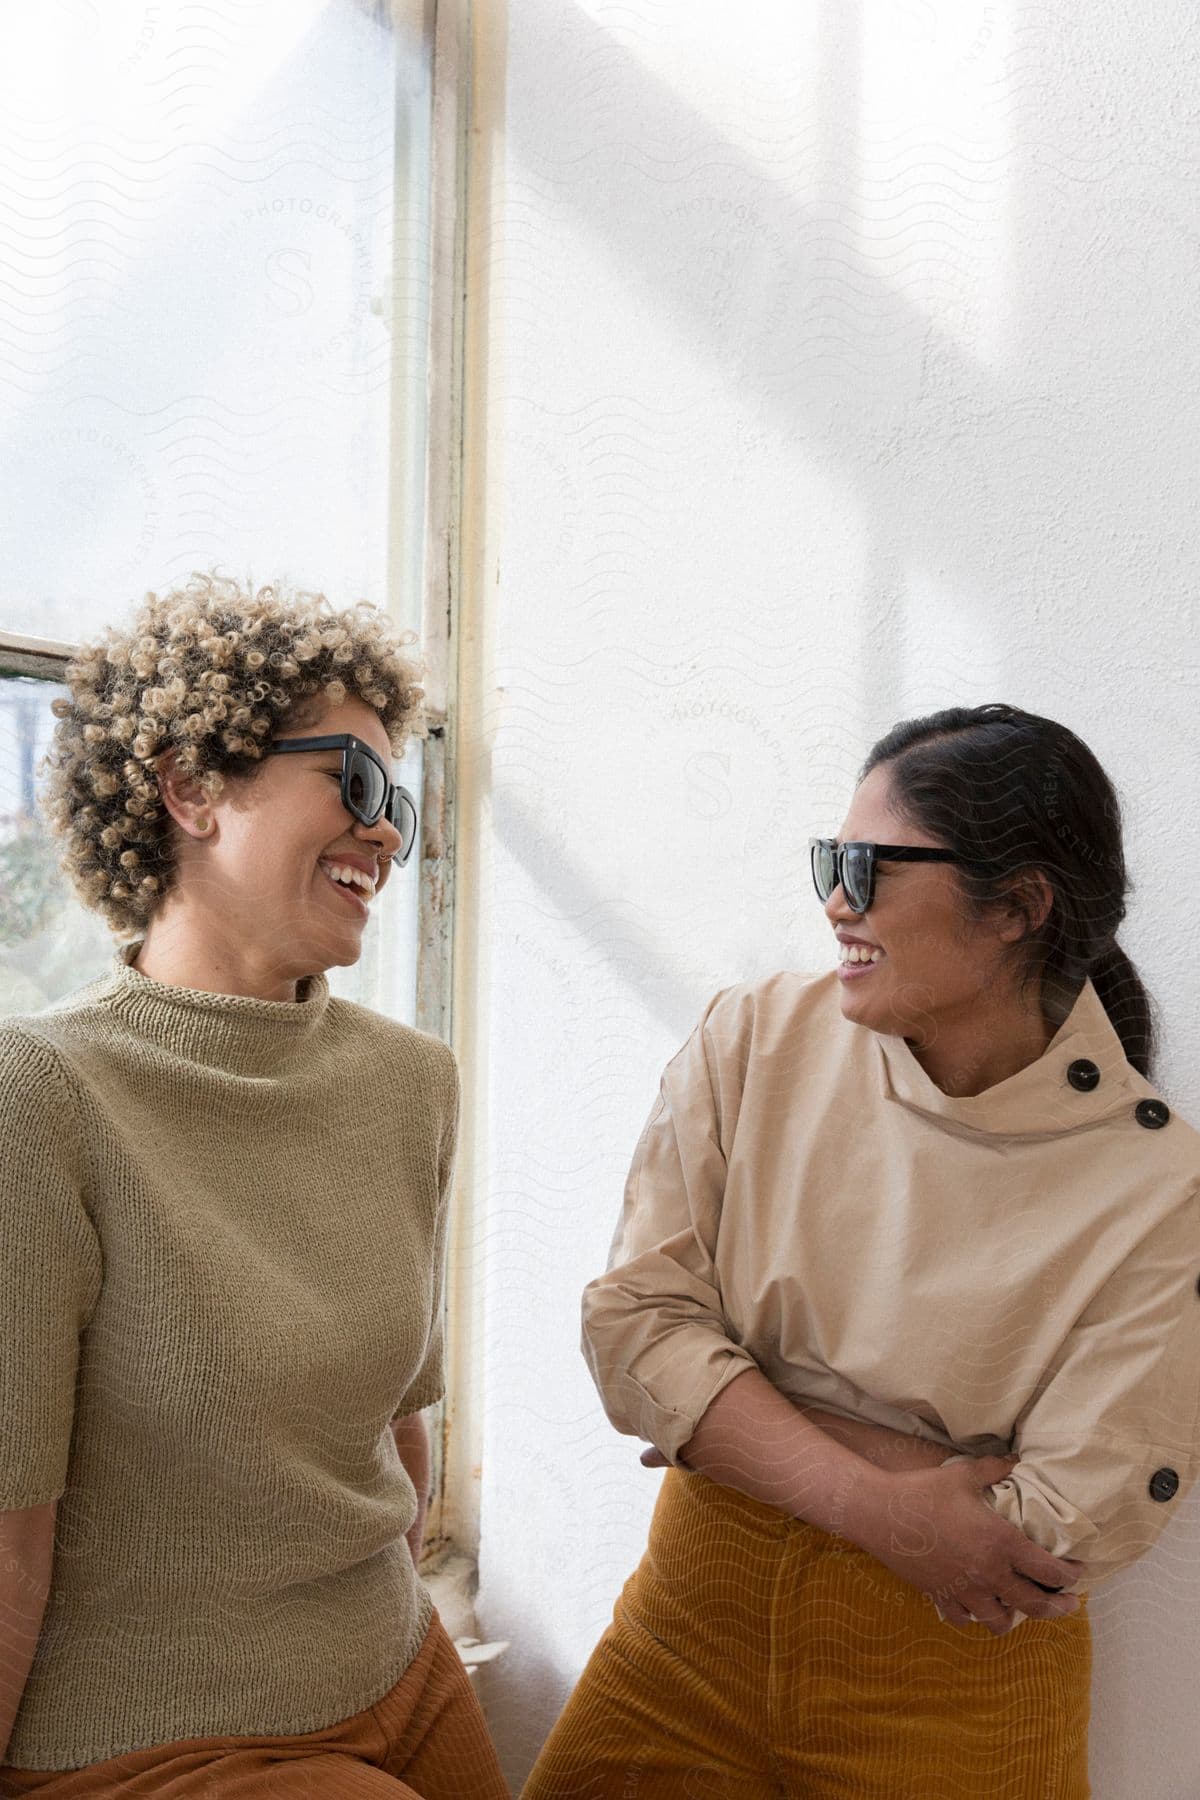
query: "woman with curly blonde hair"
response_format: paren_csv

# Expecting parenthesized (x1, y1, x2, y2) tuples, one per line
(0, 574, 509, 1798)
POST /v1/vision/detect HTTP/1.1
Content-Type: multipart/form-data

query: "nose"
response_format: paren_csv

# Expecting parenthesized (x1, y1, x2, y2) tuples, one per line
(353, 810, 404, 862)
(823, 881, 854, 927)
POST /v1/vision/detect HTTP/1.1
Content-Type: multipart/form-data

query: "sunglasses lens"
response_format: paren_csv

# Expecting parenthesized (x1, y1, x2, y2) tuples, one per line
(843, 845, 871, 911)
(389, 791, 418, 864)
(347, 749, 385, 824)
(812, 841, 836, 901)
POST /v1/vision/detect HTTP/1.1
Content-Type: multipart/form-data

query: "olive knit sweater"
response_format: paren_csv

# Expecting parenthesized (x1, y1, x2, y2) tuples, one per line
(0, 946, 457, 1770)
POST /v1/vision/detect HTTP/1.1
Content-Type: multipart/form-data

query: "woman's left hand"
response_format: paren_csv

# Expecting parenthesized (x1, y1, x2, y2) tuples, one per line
(640, 1444, 670, 1468)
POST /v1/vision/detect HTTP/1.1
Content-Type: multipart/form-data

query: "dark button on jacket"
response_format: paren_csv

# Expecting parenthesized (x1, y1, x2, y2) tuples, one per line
(1067, 1058, 1100, 1091)
(1149, 1467, 1180, 1502)
(1135, 1099, 1171, 1129)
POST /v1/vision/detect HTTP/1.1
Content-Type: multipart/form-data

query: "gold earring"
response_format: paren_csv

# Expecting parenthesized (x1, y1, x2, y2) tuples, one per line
(195, 817, 212, 834)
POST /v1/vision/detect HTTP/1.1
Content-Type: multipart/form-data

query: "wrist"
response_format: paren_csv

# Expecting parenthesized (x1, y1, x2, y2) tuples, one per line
(825, 1458, 894, 1554)
(797, 1404, 961, 1476)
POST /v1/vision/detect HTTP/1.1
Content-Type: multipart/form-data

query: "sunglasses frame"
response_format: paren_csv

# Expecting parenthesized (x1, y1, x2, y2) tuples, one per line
(265, 734, 419, 867)
(809, 838, 962, 914)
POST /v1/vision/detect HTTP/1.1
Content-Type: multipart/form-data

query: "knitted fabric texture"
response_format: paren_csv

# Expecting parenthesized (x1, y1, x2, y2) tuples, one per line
(0, 948, 458, 1769)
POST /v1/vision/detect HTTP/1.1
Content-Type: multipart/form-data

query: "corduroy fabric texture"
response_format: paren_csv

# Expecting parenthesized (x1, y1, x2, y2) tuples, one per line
(521, 1469, 1092, 1799)
(0, 948, 459, 1771)
(0, 1610, 509, 1798)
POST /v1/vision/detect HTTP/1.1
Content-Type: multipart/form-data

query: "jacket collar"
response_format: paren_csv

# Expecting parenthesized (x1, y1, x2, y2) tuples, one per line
(870, 976, 1137, 1137)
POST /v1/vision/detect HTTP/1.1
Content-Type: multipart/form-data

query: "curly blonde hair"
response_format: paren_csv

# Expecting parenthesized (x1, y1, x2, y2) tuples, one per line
(42, 573, 428, 936)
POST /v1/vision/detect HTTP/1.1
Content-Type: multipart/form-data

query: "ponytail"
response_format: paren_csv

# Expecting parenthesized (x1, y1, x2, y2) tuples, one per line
(1086, 942, 1157, 1080)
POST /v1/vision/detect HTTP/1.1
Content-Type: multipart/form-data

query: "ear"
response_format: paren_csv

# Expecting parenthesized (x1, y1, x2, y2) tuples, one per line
(997, 867, 1054, 942)
(155, 748, 217, 841)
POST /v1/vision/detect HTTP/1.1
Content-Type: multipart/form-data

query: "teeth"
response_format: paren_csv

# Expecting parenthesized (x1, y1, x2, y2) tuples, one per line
(839, 944, 882, 964)
(322, 862, 376, 900)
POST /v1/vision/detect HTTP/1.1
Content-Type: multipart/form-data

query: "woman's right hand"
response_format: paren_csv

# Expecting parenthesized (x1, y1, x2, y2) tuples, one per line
(854, 1454, 1089, 1636)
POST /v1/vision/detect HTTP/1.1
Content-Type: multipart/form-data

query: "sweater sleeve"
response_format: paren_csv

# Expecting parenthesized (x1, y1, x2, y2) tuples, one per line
(0, 1027, 102, 1509)
(982, 1186, 1200, 1588)
(391, 1046, 457, 1418)
(581, 990, 759, 1463)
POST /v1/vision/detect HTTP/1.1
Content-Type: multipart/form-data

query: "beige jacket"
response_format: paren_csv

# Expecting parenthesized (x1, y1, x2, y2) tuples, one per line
(582, 970, 1200, 1586)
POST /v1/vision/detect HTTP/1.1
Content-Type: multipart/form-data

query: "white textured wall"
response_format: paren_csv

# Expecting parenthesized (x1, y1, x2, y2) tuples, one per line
(455, 3, 1200, 1792)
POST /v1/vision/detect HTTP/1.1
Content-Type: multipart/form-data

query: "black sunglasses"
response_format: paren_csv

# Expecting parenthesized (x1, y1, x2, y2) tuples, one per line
(265, 734, 418, 867)
(809, 838, 962, 914)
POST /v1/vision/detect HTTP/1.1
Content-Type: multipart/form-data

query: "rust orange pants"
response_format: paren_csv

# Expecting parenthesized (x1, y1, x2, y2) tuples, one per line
(521, 1468, 1092, 1799)
(0, 1610, 509, 1799)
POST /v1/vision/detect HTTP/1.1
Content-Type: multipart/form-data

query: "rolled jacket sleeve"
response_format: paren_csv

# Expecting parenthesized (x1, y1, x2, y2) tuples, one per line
(982, 1188, 1200, 1588)
(581, 990, 760, 1463)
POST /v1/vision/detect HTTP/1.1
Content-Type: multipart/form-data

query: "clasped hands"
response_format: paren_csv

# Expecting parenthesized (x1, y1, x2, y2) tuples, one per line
(638, 1442, 1088, 1638)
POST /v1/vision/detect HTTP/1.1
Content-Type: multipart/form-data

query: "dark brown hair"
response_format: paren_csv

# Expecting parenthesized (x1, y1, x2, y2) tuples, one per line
(860, 702, 1158, 1078)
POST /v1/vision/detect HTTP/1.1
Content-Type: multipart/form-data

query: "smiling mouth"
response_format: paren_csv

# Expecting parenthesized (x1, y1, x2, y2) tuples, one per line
(320, 864, 370, 917)
(837, 946, 885, 980)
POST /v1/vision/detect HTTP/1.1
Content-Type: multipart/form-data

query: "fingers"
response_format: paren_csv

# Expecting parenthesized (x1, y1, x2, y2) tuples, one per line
(962, 1594, 1018, 1637)
(941, 1569, 1082, 1627)
(1003, 1576, 1082, 1620)
(933, 1597, 977, 1629)
(974, 1453, 1020, 1478)
(933, 1593, 1014, 1636)
(1020, 1550, 1087, 1591)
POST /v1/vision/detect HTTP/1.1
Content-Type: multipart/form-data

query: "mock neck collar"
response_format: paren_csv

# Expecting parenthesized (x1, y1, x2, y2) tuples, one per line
(870, 976, 1136, 1137)
(97, 943, 331, 1076)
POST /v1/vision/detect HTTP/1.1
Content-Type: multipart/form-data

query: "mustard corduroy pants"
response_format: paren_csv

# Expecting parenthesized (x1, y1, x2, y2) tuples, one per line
(522, 1467, 1092, 1799)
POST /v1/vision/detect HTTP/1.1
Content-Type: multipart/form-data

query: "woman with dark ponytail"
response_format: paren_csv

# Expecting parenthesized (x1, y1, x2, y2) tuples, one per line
(525, 702, 1200, 1799)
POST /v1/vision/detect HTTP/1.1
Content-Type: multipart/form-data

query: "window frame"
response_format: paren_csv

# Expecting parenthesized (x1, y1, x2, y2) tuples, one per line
(0, 632, 78, 681)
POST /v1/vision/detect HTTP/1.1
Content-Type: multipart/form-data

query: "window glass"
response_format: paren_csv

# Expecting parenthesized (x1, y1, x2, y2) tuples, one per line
(0, 0, 430, 642)
(0, 677, 113, 1013)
